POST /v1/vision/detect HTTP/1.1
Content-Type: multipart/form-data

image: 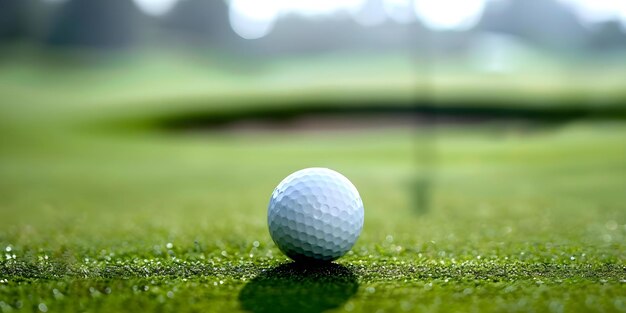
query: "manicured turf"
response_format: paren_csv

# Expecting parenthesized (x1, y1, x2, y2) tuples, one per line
(0, 55, 625, 312)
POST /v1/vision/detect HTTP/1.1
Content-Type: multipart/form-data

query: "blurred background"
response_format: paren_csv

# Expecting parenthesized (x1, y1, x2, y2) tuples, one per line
(2, 0, 625, 101)
(0, 0, 625, 243)
(2, 0, 625, 116)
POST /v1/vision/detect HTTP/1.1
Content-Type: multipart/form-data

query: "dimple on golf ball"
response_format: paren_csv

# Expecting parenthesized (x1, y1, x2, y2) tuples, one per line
(267, 168, 364, 262)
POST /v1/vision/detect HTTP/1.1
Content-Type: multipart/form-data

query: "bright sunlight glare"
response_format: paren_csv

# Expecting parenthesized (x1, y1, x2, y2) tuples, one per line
(229, 0, 280, 39)
(558, 0, 626, 27)
(227, 0, 488, 39)
(413, 0, 486, 31)
(133, 0, 179, 16)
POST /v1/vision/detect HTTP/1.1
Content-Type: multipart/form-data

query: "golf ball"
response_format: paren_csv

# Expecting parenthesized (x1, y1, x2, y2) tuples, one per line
(267, 168, 364, 262)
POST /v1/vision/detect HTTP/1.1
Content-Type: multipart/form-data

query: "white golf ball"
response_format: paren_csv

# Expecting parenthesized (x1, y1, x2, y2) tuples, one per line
(267, 168, 364, 262)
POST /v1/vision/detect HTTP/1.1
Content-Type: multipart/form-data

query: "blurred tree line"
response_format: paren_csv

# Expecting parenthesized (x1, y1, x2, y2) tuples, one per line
(0, 0, 624, 54)
(0, 0, 233, 49)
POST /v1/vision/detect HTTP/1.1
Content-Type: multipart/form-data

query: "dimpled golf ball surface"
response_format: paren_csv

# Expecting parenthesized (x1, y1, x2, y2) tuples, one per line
(268, 168, 364, 262)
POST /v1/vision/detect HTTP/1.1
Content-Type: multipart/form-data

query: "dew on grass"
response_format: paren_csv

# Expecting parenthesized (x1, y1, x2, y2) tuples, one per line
(252, 241, 260, 248)
(401, 301, 412, 311)
(549, 301, 564, 313)
(605, 220, 618, 231)
(38, 303, 47, 312)
(166, 243, 173, 249)
(89, 287, 101, 297)
(53, 289, 64, 299)
(5, 246, 11, 252)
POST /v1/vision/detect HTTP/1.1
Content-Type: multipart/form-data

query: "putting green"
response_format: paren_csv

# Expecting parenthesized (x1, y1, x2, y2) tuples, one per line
(0, 54, 625, 312)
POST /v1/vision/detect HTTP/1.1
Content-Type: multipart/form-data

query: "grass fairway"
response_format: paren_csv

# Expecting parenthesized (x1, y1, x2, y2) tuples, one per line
(0, 57, 625, 312)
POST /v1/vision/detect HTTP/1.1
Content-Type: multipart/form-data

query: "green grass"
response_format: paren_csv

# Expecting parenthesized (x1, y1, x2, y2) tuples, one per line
(0, 54, 625, 312)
